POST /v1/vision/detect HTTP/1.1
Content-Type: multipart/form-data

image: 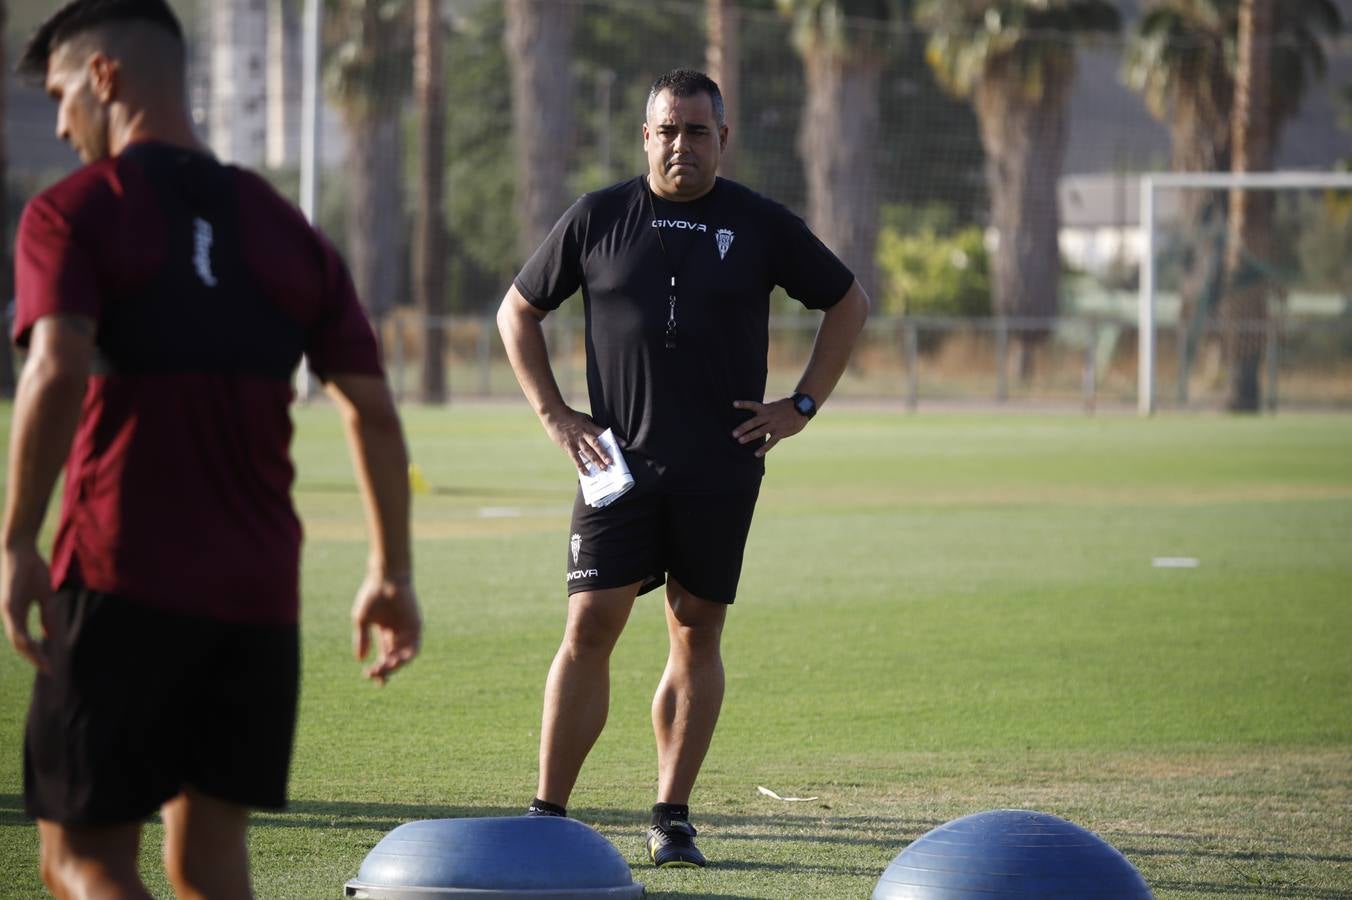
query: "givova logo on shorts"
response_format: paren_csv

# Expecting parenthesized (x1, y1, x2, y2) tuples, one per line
(567, 533, 598, 581)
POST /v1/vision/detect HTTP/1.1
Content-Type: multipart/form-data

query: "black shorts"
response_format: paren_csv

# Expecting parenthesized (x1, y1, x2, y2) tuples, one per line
(564, 482, 761, 604)
(24, 586, 299, 826)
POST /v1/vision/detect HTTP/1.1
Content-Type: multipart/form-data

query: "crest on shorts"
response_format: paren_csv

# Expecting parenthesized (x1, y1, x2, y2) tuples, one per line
(570, 533, 582, 566)
(715, 228, 735, 260)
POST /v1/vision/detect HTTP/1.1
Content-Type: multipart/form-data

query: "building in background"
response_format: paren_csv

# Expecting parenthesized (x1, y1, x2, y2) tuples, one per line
(207, 0, 268, 166)
(191, 0, 342, 171)
(266, 0, 303, 168)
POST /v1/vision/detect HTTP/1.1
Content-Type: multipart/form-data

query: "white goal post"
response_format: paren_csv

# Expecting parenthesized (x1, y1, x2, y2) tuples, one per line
(1137, 170, 1352, 415)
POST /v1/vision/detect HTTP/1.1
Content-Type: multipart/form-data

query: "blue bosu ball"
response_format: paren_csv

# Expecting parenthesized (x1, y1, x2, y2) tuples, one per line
(872, 809, 1153, 899)
(344, 816, 645, 899)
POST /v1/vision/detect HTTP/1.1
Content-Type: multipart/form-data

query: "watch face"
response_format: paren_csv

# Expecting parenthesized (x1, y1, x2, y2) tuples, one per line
(794, 394, 815, 417)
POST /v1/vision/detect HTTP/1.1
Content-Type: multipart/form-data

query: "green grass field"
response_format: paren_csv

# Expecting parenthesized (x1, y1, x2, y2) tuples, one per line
(2, 405, 1351, 898)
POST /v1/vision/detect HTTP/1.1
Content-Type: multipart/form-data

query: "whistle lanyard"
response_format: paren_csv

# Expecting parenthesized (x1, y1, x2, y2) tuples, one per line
(645, 182, 703, 350)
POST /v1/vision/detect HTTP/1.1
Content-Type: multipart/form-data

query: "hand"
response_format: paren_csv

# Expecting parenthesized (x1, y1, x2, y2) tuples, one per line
(730, 398, 809, 458)
(542, 407, 612, 474)
(1, 541, 54, 673)
(351, 573, 421, 685)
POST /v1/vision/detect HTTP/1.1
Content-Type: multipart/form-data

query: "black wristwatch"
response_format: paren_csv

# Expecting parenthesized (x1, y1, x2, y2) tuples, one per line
(790, 392, 817, 419)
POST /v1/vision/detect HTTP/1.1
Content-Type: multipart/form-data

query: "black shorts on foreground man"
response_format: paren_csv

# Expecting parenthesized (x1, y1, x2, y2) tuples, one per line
(25, 587, 299, 824)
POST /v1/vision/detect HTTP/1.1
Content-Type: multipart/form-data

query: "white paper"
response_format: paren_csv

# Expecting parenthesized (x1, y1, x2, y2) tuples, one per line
(757, 785, 820, 802)
(579, 429, 634, 508)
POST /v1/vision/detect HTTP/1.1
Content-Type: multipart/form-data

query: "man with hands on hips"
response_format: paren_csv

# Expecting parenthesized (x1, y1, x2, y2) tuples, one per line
(498, 68, 867, 868)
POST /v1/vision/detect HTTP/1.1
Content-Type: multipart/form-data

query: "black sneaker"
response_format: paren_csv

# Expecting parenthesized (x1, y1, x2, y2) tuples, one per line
(525, 799, 566, 817)
(646, 815, 707, 868)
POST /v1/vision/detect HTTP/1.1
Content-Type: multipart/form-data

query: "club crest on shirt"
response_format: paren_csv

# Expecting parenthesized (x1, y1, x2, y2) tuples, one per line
(715, 228, 734, 260)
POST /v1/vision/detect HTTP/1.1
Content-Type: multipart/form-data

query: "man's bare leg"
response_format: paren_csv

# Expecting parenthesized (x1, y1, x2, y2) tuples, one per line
(161, 787, 253, 900)
(37, 819, 152, 900)
(652, 578, 727, 805)
(536, 583, 642, 808)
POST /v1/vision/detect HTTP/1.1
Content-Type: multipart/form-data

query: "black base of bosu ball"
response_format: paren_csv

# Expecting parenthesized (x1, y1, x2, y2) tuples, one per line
(872, 809, 1153, 899)
(345, 816, 644, 899)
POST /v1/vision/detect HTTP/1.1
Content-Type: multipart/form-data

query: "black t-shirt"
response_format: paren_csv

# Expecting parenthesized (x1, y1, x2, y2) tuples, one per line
(514, 176, 853, 492)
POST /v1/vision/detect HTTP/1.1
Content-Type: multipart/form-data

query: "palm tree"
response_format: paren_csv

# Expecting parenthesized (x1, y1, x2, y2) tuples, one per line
(1125, 1, 1238, 173)
(325, 0, 412, 340)
(504, 0, 576, 263)
(1124, 0, 1341, 401)
(918, 0, 1119, 382)
(1226, 0, 1341, 412)
(1221, 0, 1272, 412)
(1125, 1, 1234, 396)
(413, 0, 447, 403)
(777, 0, 899, 300)
(706, 0, 741, 180)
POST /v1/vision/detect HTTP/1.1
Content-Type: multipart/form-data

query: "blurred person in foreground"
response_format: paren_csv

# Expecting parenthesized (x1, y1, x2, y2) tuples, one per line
(0, 1, 421, 896)
(498, 68, 868, 868)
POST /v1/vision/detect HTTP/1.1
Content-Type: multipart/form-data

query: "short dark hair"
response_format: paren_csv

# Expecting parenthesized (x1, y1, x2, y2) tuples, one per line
(18, 0, 184, 79)
(647, 69, 725, 128)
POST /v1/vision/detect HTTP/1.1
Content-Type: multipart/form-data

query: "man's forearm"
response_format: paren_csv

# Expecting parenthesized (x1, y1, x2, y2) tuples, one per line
(328, 379, 413, 579)
(2, 349, 89, 548)
(353, 416, 412, 578)
(497, 289, 568, 423)
(795, 280, 870, 406)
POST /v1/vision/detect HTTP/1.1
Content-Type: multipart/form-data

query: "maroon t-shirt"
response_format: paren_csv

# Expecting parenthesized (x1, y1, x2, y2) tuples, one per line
(12, 141, 382, 625)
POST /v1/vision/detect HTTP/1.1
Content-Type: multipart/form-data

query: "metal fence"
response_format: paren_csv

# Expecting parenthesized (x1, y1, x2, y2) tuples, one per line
(373, 312, 1352, 413)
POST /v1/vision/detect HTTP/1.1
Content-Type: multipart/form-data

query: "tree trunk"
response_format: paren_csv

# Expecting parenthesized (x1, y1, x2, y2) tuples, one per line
(505, 0, 575, 262)
(1223, 0, 1274, 412)
(1171, 93, 1232, 398)
(414, 0, 447, 404)
(975, 69, 1070, 383)
(266, 0, 302, 169)
(797, 43, 881, 300)
(0, 0, 14, 398)
(706, 0, 739, 180)
(345, 109, 405, 348)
